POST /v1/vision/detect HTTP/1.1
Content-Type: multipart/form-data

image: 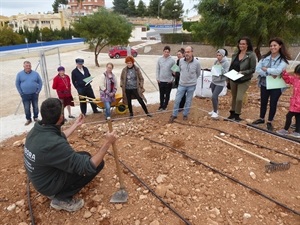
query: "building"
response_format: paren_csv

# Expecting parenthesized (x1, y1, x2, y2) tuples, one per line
(68, 0, 105, 16)
(8, 8, 73, 32)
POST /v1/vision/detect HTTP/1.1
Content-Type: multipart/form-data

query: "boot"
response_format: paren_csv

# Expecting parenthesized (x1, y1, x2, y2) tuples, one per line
(234, 113, 242, 122)
(227, 110, 235, 119)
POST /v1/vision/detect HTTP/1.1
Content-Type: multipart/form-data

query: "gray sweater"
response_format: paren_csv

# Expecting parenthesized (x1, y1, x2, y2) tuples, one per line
(179, 57, 201, 86)
(211, 57, 230, 86)
(156, 55, 175, 82)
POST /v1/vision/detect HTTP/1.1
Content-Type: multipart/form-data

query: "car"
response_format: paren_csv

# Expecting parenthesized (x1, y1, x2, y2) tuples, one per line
(108, 46, 138, 59)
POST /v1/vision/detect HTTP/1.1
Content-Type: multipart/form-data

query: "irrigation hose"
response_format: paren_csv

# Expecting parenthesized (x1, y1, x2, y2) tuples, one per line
(83, 137, 192, 225)
(27, 178, 35, 225)
(144, 137, 300, 217)
(175, 121, 300, 161)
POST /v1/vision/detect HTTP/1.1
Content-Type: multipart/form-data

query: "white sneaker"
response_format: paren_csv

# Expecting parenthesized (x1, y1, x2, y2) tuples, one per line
(211, 112, 219, 118)
(208, 110, 218, 115)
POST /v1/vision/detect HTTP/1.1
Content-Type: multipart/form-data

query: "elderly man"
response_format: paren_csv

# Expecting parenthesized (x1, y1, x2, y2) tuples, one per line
(24, 98, 117, 212)
(15, 61, 43, 125)
(169, 46, 201, 122)
(71, 57, 100, 115)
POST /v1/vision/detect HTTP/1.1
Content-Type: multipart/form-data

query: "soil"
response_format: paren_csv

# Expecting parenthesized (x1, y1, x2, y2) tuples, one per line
(1, 42, 300, 225)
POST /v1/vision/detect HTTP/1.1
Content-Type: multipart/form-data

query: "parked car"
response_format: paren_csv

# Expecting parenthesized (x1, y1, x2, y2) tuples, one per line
(108, 46, 138, 59)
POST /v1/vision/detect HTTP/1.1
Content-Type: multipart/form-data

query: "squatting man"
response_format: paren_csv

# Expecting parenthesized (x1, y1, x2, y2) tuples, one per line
(24, 98, 117, 212)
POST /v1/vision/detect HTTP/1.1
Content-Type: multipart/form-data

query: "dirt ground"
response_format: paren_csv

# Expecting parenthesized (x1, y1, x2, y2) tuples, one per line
(0, 43, 300, 225)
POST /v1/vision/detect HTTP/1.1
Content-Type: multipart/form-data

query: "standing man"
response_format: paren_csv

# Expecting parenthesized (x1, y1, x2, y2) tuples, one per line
(15, 61, 43, 126)
(169, 46, 201, 122)
(24, 98, 117, 212)
(71, 58, 100, 115)
(156, 46, 175, 111)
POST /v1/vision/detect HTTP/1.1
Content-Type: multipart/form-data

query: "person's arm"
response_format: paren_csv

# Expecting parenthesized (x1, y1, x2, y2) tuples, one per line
(90, 131, 117, 167)
(15, 73, 22, 95)
(156, 58, 160, 82)
(52, 76, 57, 90)
(63, 114, 84, 138)
(36, 73, 43, 93)
(267, 60, 288, 76)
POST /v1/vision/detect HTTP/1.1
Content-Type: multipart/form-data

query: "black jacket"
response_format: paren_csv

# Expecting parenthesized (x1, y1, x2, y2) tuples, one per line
(71, 66, 92, 89)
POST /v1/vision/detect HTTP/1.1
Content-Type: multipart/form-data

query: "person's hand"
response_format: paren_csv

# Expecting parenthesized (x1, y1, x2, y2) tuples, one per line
(106, 130, 117, 144)
(74, 113, 84, 126)
(262, 67, 268, 72)
(109, 93, 114, 97)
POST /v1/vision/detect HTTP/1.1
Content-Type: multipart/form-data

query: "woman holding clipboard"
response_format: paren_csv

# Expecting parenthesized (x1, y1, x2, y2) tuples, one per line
(252, 37, 291, 131)
(227, 37, 256, 122)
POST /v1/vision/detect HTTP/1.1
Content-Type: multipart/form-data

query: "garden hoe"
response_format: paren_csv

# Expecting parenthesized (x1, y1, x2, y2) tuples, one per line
(214, 136, 290, 173)
(107, 118, 128, 203)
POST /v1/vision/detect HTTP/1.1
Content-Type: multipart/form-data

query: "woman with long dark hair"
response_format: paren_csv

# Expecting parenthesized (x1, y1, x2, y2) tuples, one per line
(227, 37, 257, 121)
(252, 37, 291, 131)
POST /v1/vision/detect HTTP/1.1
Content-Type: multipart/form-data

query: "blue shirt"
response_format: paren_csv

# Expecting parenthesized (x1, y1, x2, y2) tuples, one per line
(15, 70, 43, 95)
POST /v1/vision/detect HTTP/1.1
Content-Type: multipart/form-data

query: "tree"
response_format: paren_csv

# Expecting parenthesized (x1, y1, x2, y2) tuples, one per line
(160, 0, 184, 20)
(127, 0, 137, 16)
(148, 0, 161, 17)
(72, 8, 132, 67)
(136, 0, 147, 17)
(52, 0, 69, 13)
(192, 0, 300, 59)
(0, 27, 23, 46)
(113, 0, 129, 15)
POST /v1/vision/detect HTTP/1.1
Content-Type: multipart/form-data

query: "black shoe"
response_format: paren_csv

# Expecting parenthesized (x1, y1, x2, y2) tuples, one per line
(169, 115, 177, 123)
(267, 122, 273, 131)
(129, 113, 133, 119)
(234, 113, 242, 122)
(227, 111, 235, 119)
(68, 115, 75, 119)
(147, 113, 152, 117)
(252, 118, 265, 125)
(93, 110, 101, 114)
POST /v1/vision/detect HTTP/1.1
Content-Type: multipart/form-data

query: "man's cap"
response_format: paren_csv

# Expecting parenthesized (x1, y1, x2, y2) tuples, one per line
(75, 58, 84, 64)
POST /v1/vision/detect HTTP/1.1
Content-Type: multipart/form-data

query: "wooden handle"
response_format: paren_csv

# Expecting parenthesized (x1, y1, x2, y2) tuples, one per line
(214, 135, 271, 163)
(107, 119, 125, 189)
(78, 95, 96, 100)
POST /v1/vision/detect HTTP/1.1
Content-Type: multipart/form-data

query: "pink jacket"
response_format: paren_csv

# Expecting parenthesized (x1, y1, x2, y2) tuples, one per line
(282, 71, 300, 112)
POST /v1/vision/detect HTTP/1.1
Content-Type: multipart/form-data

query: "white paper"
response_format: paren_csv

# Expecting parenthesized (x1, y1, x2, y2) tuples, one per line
(211, 65, 222, 76)
(224, 69, 244, 81)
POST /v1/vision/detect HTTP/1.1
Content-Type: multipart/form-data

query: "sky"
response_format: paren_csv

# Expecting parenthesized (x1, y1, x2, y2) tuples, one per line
(0, 0, 198, 17)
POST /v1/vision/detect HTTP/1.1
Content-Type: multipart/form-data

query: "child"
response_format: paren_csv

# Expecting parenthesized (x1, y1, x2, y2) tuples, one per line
(100, 63, 117, 120)
(209, 49, 229, 118)
(276, 64, 300, 138)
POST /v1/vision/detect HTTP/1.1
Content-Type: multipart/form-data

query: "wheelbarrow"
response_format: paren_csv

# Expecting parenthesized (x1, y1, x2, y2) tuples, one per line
(78, 93, 128, 115)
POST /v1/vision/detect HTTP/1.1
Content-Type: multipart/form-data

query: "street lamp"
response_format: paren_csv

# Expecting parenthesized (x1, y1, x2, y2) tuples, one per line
(173, 3, 178, 33)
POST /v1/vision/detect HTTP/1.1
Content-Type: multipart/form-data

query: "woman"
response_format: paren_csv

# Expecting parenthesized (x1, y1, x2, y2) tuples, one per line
(100, 62, 117, 120)
(227, 37, 256, 121)
(173, 48, 186, 110)
(52, 66, 75, 119)
(209, 49, 230, 118)
(120, 56, 152, 118)
(252, 37, 291, 131)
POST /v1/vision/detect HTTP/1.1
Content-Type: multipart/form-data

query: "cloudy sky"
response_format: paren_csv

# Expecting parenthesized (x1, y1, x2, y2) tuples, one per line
(0, 0, 198, 17)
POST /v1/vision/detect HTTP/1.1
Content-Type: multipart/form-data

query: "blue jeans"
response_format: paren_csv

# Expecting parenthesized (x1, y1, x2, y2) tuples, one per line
(104, 101, 111, 118)
(22, 93, 39, 120)
(172, 85, 196, 117)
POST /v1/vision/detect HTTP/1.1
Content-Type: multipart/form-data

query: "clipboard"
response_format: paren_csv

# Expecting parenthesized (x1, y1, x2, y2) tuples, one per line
(224, 69, 244, 81)
(266, 76, 287, 90)
(83, 76, 94, 86)
(211, 65, 222, 76)
(171, 64, 180, 73)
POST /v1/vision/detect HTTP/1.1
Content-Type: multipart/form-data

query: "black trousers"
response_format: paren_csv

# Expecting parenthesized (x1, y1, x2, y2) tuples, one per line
(55, 152, 104, 201)
(158, 82, 172, 109)
(77, 86, 98, 115)
(284, 111, 300, 133)
(125, 89, 148, 115)
(259, 86, 282, 122)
